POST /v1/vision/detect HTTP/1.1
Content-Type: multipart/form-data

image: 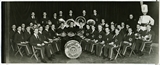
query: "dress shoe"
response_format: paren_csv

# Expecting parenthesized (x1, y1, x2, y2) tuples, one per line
(109, 58, 114, 61)
(48, 57, 53, 61)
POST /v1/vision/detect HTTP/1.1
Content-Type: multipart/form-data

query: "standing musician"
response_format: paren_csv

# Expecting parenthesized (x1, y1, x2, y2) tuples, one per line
(21, 23, 26, 34)
(10, 25, 17, 51)
(103, 28, 114, 61)
(68, 10, 75, 20)
(121, 28, 135, 57)
(95, 25, 105, 56)
(41, 12, 49, 26)
(100, 19, 106, 27)
(51, 13, 58, 28)
(28, 12, 38, 24)
(138, 2, 154, 36)
(14, 26, 32, 56)
(91, 10, 100, 27)
(126, 14, 137, 31)
(82, 10, 88, 20)
(58, 11, 65, 20)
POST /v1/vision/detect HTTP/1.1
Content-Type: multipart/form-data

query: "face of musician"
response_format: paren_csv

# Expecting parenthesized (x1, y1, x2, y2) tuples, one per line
(82, 10, 86, 16)
(33, 24, 38, 29)
(126, 24, 130, 29)
(26, 26, 31, 32)
(45, 25, 49, 30)
(93, 10, 97, 15)
(98, 25, 102, 32)
(105, 28, 110, 34)
(39, 26, 43, 32)
(51, 24, 55, 30)
(69, 10, 73, 16)
(30, 23, 33, 27)
(121, 22, 125, 29)
(31, 12, 35, 18)
(34, 29, 39, 35)
(48, 20, 52, 25)
(111, 25, 115, 31)
(101, 19, 105, 25)
(43, 12, 47, 18)
(70, 22, 74, 28)
(86, 25, 90, 30)
(115, 29, 119, 35)
(53, 13, 57, 18)
(21, 23, 25, 28)
(37, 23, 41, 27)
(129, 14, 133, 19)
(12, 25, 16, 29)
(105, 23, 109, 28)
(128, 28, 132, 33)
(79, 22, 83, 27)
(17, 26, 22, 32)
(59, 11, 63, 16)
(136, 25, 140, 30)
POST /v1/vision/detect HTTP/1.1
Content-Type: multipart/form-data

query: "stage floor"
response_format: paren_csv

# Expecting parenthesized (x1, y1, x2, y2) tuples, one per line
(7, 43, 159, 63)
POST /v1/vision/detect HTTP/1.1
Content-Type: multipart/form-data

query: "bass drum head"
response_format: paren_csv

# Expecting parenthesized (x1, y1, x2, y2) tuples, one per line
(65, 40, 82, 59)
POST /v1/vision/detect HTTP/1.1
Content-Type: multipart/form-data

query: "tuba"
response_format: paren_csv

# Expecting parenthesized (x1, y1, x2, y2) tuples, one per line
(142, 34, 152, 41)
(75, 16, 86, 26)
(87, 19, 96, 26)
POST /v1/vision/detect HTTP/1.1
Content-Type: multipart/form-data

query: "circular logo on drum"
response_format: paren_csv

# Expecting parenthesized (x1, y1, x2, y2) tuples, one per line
(65, 40, 82, 59)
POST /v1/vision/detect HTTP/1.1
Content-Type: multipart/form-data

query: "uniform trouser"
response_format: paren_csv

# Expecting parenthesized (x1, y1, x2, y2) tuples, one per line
(135, 39, 143, 51)
(61, 37, 67, 51)
(121, 43, 131, 55)
(103, 45, 114, 59)
(95, 43, 104, 56)
(44, 44, 54, 58)
(81, 40, 87, 51)
(51, 40, 61, 53)
(88, 41, 95, 53)
(140, 41, 152, 52)
(34, 46, 45, 59)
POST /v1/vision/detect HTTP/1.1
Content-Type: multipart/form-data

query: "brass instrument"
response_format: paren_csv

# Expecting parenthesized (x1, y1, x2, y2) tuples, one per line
(75, 16, 86, 26)
(87, 19, 96, 26)
(142, 34, 152, 41)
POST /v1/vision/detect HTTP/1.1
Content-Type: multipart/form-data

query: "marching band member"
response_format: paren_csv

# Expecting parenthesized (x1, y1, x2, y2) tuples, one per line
(110, 24, 115, 35)
(30, 29, 47, 63)
(82, 10, 88, 20)
(51, 13, 58, 28)
(121, 28, 135, 57)
(81, 25, 91, 51)
(100, 19, 106, 27)
(95, 25, 105, 56)
(28, 12, 38, 24)
(138, 3, 154, 36)
(126, 14, 137, 31)
(58, 11, 65, 20)
(117, 25, 125, 37)
(41, 12, 49, 26)
(49, 24, 61, 53)
(10, 25, 17, 51)
(14, 26, 32, 56)
(21, 23, 26, 34)
(92, 10, 100, 27)
(139, 25, 155, 56)
(68, 10, 75, 20)
(103, 28, 114, 60)
(38, 26, 55, 61)
(88, 25, 98, 54)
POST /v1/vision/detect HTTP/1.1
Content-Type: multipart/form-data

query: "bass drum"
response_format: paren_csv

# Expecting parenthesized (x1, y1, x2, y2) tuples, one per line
(65, 40, 82, 59)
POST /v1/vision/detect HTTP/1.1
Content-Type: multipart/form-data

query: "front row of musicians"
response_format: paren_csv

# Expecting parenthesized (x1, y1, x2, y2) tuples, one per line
(10, 21, 154, 62)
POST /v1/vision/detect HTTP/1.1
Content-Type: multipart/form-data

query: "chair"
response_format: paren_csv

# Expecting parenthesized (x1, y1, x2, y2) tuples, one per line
(114, 42, 122, 60)
(14, 43, 25, 57)
(141, 41, 153, 54)
(30, 46, 41, 61)
(129, 43, 136, 57)
(10, 39, 14, 52)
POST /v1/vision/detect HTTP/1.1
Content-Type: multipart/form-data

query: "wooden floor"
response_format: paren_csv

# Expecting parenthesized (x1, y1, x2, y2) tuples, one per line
(7, 43, 159, 63)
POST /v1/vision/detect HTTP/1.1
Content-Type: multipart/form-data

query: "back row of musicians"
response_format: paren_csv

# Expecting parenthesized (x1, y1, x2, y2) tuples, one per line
(10, 8, 155, 62)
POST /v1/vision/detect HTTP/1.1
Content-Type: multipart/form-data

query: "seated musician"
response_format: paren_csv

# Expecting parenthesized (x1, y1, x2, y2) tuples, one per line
(117, 25, 125, 37)
(103, 28, 114, 61)
(95, 25, 105, 56)
(121, 28, 135, 57)
(30, 29, 47, 63)
(13, 26, 32, 56)
(66, 21, 76, 40)
(38, 26, 55, 61)
(49, 24, 61, 54)
(87, 25, 98, 54)
(81, 25, 91, 51)
(139, 25, 155, 56)
(68, 10, 75, 20)
(110, 24, 115, 35)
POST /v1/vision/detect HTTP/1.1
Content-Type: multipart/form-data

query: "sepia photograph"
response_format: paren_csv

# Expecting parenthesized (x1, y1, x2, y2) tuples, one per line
(1, 1, 159, 63)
